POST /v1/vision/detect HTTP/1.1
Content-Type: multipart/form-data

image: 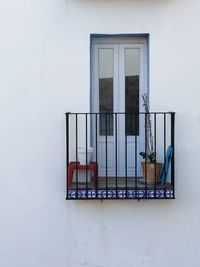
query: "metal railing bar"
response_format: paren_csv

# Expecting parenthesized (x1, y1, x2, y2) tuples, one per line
(115, 113, 118, 197)
(67, 197, 174, 201)
(145, 113, 147, 198)
(154, 113, 157, 198)
(95, 113, 98, 197)
(171, 112, 175, 197)
(76, 114, 78, 198)
(106, 113, 108, 197)
(135, 113, 138, 197)
(66, 112, 174, 115)
(86, 114, 88, 198)
(66, 113, 69, 199)
(164, 113, 166, 198)
(125, 113, 128, 197)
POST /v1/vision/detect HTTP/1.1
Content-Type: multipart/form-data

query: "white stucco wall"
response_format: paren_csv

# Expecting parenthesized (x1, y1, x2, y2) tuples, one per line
(0, 0, 200, 266)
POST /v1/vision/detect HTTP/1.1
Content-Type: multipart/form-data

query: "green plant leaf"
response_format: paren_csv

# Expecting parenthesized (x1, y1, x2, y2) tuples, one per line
(139, 152, 146, 159)
(148, 152, 156, 163)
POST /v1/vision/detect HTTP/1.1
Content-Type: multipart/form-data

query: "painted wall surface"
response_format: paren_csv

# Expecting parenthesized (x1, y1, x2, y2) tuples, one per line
(0, 0, 200, 266)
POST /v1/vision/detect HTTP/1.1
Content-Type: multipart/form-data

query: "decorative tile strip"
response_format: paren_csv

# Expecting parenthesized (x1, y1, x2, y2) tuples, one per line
(67, 189, 174, 199)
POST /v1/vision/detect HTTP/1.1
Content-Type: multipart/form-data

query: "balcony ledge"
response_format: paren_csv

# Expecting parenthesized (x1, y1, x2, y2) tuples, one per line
(67, 189, 174, 200)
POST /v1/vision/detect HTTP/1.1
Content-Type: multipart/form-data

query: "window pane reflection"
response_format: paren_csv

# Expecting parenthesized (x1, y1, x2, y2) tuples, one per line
(125, 48, 140, 136)
(99, 49, 113, 136)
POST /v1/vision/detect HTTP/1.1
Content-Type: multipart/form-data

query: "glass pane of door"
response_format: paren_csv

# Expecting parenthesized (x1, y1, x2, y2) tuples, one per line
(125, 48, 140, 136)
(99, 48, 113, 136)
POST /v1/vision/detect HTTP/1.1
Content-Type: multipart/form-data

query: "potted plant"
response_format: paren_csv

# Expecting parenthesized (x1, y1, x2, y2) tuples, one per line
(139, 94, 163, 183)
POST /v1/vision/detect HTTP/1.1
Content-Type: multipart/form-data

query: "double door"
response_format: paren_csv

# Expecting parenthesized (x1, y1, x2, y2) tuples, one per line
(91, 37, 148, 177)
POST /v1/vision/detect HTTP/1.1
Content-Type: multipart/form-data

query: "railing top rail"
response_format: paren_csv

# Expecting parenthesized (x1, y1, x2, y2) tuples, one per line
(65, 112, 175, 115)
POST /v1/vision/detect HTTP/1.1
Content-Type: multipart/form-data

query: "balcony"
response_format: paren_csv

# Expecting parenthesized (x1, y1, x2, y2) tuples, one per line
(65, 112, 175, 200)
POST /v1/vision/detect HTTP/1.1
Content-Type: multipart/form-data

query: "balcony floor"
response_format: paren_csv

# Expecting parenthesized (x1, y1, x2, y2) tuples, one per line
(70, 176, 173, 190)
(67, 177, 174, 199)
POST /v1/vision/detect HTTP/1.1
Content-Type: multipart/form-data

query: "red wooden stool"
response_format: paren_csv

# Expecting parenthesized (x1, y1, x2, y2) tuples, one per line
(67, 162, 98, 188)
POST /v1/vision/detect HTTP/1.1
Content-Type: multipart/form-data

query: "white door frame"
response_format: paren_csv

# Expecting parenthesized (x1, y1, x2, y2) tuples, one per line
(91, 36, 148, 177)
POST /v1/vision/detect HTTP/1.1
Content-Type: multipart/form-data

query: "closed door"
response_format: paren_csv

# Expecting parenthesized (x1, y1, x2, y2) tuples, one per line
(91, 37, 148, 177)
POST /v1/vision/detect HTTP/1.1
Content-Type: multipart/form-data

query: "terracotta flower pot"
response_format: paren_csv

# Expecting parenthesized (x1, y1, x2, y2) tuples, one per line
(141, 162, 163, 183)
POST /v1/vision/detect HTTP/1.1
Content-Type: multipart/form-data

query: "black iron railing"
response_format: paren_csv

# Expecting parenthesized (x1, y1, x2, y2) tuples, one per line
(66, 112, 175, 200)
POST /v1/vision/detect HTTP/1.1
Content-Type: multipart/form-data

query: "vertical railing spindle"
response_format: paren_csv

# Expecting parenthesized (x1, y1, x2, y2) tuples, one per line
(145, 113, 147, 198)
(164, 113, 166, 198)
(135, 112, 138, 199)
(86, 113, 88, 198)
(76, 114, 78, 198)
(115, 113, 118, 198)
(106, 113, 108, 198)
(125, 113, 128, 197)
(154, 113, 157, 198)
(171, 112, 175, 198)
(66, 112, 70, 199)
(95, 113, 98, 198)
